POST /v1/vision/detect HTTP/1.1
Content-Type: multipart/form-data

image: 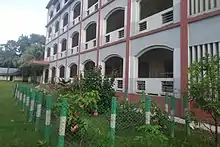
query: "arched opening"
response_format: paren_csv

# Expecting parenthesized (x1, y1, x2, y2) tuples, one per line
(88, 0, 98, 8)
(63, 13, 69, 27)
(86, 23, 96, 42)
(70, 64, 77, 78)
(45, 69, 49, 83)
(71, 32, 79, 48)
(53, 44, 58, 55)
(51, 67, 56, 84)
(84, 61, 95, 71)
(48, 27, 52, 37)
(73, 2, 81, 19)
(106, 9, 125, 33)
(47, 48, 51, 57)
(59, 66, 65, 78)
(49, 11, 54, 19)
(55, 21, 59, 32)
(61, 39, 67, 51)
(138, 48, 173, 78)
(140, 0, 173, 20)
(105, 56, 123, 78)
(56, 3, 61, 12)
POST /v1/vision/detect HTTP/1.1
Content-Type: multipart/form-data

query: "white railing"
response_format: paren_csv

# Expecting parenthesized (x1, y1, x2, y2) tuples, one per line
(46, 36, 52, 43)
(58, 51, 67, 59)
(44, 57, 50, 62)
(103, 0, 113, 5)
(72, 16, 81, 26)
(104, 28, 125, 44)
(84, 39, 97, 50)
(114, 78, 124, 91)
(86, 2, 99, 17)
(54, 32, 59, 38)
(188, 0, 220, 16)
(64, 25, 68, 32)
(138, 8, 173, 33)
(50, 55, 57, 61)
(136, 78, 174, 95)
(68, 46, 79, 56)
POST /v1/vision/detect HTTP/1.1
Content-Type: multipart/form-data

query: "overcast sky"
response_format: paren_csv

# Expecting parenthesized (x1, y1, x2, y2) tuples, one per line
(0, 0, 48, 44)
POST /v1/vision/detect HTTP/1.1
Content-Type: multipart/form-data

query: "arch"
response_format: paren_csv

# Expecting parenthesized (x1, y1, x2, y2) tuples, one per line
(106, 8, 125, 33)
(53, 44, 58, 55)
(63, 13, 69, 27)
(84, 21, 96, 30)
(137, 46, 173, 78)
(135, 45, 174, 58)
(104, 55, 123, 78)
(73, 2, 81, 19)
(44, 69, 49, 83)
(85, 22, 97, 42)
(71, 32, 79, 48)
(103, 54, 123, 62)
(84, 60, 95, 71)
(61, 38, 67, 51)
(51, 67, 56, 84)
(47, 47, 51, 57)
(69, 63, 77, 78)
(104, 7, 125, 20)
(55, 21, 60, 32)
(48, 27, 52, 37)
(59, 65, 65, 78)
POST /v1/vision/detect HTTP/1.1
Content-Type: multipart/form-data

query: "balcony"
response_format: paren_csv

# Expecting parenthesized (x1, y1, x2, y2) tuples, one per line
(137, 8, 173, 33)
(72, 16, 81, 26)
(68, 46, 79, 56)
(58, 51, 67, 59)
(84, 39, 97, 50)
(104, 28, 125, 44)
(50, 55, 57, 62)
(136, 78, 174, 95)
(60, 25, 68, 34)
(86, 2, 99, 17)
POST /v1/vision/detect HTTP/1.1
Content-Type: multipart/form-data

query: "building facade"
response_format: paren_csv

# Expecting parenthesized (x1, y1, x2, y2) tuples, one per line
(43, 0, 220, 97)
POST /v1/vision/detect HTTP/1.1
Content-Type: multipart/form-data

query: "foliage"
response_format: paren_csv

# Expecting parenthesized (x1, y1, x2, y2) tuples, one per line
(133, 125, 169, 147)
(188, 54, 220, 146)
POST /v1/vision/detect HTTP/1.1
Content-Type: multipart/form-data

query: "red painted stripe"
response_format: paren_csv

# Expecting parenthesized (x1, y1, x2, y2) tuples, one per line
(96, 1, 102, 65)
(125, 0, 132, 91)
(78, 0, 84, 74)
(180, 0, 188, 92)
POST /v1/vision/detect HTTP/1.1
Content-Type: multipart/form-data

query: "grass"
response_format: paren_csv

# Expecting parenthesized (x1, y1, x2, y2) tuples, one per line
(0, 82, 43, 147)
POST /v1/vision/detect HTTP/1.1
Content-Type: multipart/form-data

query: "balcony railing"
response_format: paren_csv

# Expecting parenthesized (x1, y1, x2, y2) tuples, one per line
(68, 46, 79, 56)
(86, 2, 99, 17)
(113, 78, 124, 91)
(138, 8, 173, 33)
(104, 28, 125, 44)
(58, 51, 67, 59)
(50, 55, 57, 62)
(72, 16, 81, 26)
(44, 57, 50, 62)
(136, 78, 174, 95)
(84, 39, 97, 50)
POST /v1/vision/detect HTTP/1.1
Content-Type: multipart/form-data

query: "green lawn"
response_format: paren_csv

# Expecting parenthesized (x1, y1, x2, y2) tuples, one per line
(0, 82, 42, 147)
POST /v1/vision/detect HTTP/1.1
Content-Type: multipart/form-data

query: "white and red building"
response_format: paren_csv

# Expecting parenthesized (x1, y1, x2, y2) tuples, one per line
(43, 0, 220, 117)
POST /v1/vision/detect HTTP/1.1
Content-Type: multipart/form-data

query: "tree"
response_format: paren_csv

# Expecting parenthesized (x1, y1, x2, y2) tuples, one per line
(188, 54, 220, 147)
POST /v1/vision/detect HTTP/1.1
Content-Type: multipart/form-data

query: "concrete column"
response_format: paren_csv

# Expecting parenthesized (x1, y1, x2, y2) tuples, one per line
(128, 56, 138, 94)
(173, 48, 181, 97)
(66, 66, 70, 80)
(48, 68, 52, 82)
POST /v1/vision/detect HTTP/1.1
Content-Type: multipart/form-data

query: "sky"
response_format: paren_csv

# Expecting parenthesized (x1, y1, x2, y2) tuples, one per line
(0, 0, 48, 44)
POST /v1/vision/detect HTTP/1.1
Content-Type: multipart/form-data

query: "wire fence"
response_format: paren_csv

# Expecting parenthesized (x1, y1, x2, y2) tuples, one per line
(13, 83, 195, 147)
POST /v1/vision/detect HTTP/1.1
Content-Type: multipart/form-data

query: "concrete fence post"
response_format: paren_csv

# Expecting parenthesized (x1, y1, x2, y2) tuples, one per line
(45, 94, 52, 142)
(145, 96, 151, 124)
(110, 97, 117, 147)
(29, 89, 36, 123)
(35, 91, 43, 131)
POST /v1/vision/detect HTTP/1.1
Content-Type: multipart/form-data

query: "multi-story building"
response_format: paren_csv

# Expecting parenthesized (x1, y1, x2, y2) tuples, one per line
(43, 0, 220, 115)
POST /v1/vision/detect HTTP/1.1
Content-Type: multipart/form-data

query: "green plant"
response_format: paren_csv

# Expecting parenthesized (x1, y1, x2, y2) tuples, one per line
(133, 125, 169, 147)
(189, 54, 220, 147)
(37, 140, 50, 147)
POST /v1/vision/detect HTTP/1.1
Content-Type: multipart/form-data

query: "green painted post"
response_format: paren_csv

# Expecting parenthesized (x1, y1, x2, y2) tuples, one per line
(145, 96, 151, 124)
(45, 94, 52, 142)
(29, 89, 36, 123)
(57, 98, 68, 147)
(165, 93, 169, 113)
(19, 86, 23, 107)
(16, 85, 20, 105)
(26, 88, 30, 112)
(13, 84, 18, 99)
(35, 92, 43, 131)
(22, 87, 26, 111)
(110, 97, 116, 147)
(170, 95, 175, 138)
(141, 91, 145, 108)
(125, 89, 128, 102)
(184, 96, 190, 136)
(15, 84, 19, 101)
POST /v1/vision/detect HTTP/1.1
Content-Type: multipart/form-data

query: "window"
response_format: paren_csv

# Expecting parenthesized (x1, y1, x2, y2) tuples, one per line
(70, 64, 77, 78)
(56, 3, 60, 12)
(64, 0, 68, 4)
(55, 21, 59, 32)
(71, 32, 79, 47)
(60, 66, 65, 78)
(61, 39, 67, 51)
(63, 13, 69, 27)
(49, 11, 54, 19)
(140, 0, 173, 20)
(88, 0, 98, 8)
(73, 3, 81, 19)
(86, 23, 96, 42)
(106, 9, 125, 33)
(48, 27, 52, 37)
(47, 48, 51, 57)
(53, 44, 58, 55)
